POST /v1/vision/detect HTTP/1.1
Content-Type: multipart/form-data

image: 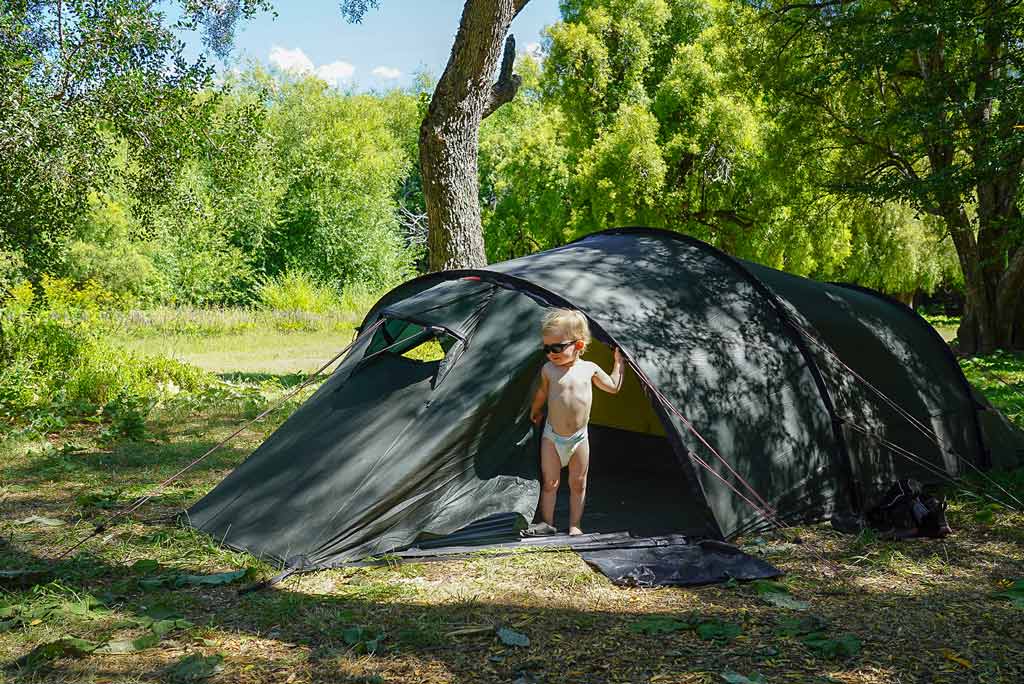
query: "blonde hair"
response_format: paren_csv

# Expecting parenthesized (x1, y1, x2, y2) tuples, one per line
(541, 308, 591, 352)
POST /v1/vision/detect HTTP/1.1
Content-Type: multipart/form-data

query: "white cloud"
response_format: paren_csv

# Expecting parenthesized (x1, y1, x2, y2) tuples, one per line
(372, 66, 402, 80)
(316, 61, 356, 85)
(525, 42, 544, 61)
(269, 45, 314, 75)
(268, 46, 355, 87)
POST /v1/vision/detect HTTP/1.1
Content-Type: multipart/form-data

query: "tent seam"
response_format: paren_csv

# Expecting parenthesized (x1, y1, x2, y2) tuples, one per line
(577, 227, 861, 515)
(827, 281, 989, 469)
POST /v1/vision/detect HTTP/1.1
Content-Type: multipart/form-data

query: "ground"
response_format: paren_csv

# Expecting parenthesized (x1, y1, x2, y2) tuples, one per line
(2, 322, 1022, 683)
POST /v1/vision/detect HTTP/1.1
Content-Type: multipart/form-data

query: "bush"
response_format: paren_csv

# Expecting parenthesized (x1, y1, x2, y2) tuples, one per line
(65, 193, 171, 307)
(0, 249, 27, 293)
(257, 270, 339, 313)
(0, 279, 212, 436)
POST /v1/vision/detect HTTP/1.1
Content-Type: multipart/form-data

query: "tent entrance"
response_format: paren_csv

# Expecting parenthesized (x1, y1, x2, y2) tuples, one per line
(550, 424, 694, 536)
(544, 341, 701, 536)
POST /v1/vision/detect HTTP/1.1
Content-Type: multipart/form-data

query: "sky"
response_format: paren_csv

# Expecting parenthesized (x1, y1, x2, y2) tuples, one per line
(182, 1, 562, 92)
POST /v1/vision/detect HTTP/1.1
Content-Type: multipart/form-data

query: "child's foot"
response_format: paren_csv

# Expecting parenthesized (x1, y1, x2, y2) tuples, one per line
(523, 522, 557, 537)
(568, 526, 583, 536)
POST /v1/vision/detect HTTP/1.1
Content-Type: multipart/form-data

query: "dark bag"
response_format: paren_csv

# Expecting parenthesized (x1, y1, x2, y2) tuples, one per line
(865, 479, 951, 539)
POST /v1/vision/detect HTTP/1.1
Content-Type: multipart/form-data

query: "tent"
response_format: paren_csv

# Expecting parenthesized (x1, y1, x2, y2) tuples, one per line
(187, 227, 1024, 573)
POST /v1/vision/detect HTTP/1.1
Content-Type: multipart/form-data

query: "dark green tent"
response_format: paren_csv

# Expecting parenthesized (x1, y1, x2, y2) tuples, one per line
(187, 227, 1024, 570)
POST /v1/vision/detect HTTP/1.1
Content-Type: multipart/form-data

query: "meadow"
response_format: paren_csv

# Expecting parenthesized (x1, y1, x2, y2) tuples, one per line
(1, 306, 1022, 683)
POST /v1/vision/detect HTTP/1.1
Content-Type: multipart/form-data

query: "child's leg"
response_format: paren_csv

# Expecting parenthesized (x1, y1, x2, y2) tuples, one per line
(539, 438, 561, 527)
(567, 439, 590, 536)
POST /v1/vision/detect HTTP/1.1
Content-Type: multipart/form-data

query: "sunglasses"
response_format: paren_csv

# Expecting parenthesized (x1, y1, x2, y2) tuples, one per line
(542, 340, 577, 355)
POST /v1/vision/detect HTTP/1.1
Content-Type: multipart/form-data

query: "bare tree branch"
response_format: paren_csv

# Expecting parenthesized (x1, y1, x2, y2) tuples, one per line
(482, 34, 521, 119)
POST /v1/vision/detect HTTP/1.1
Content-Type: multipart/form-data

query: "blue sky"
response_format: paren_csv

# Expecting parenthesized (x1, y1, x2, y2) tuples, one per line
(182, 1, 562, 91)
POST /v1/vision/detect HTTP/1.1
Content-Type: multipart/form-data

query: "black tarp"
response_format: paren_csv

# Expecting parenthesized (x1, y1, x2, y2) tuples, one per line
(187, 227, 1024, 575)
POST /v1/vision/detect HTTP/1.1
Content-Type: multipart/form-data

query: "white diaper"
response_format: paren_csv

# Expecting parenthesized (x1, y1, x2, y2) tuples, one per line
(542, 422, 588, 467)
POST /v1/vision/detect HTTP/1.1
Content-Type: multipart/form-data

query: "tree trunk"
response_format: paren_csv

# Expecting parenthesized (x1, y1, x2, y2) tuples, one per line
(420, 0, 527, 272)
(921, 24, 1024, 355)
(893, 291, 914, 308)
(951, 199, 1024, 354)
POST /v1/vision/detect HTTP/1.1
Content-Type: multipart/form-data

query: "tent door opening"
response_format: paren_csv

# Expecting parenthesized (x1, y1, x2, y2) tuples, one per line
(540, 341, 704, 537)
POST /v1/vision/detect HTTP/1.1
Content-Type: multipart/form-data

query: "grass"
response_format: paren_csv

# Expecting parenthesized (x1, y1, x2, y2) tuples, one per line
(919, 313, 961, 343)
(108, 307, 366, 375)
(1, 310, 1023, 682)
(960, 351, 1024, 427)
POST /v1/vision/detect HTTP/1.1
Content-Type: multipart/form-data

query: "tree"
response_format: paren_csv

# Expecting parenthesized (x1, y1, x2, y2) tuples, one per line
(744, 0, 1024, 353)
(539, 0, 845, 271)
(342, 0, 530, 271)
(0, 0, 270, 276)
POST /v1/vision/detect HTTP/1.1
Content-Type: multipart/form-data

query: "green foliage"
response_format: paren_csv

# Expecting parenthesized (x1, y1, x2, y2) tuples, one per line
(741, 0, 1024, 348)
(66, 192, 171, 307)
(832, 204, 961, 296)
(0, 1, 231, 276)
(4, 0, 982, 310)
(262, 74, 418, 291)
(995, 579, 1024, 609)
(480, 56, 573, 260)
(696, 619, 742, 642)
(801, 633, 862, 659)
(0, 279, 211, 436)
(477, 0, 963, 296)
(257, 270, 339, 314)
(0, 249, 28, 293)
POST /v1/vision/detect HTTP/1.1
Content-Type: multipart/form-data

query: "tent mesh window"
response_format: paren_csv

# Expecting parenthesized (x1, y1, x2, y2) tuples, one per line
(361, 318, 458, 365)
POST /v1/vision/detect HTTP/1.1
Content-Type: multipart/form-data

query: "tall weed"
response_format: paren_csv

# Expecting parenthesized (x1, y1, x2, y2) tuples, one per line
(257, 270, 338, 313)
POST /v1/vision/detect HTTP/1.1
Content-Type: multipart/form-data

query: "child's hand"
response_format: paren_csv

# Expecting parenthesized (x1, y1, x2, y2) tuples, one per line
(530, 407, 543, 425)
(614, 347, 624, 366)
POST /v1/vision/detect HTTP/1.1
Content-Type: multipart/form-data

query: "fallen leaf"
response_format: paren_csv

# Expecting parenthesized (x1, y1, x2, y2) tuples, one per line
(801, 633, 861, 658)
(497, 626, 530, 647)
(16, 638, 98, 667)
(994, 579, 1024, 608)
(445, 625, 494, 637)
(630, 616, 692, 635)
(697, 621, 742, 642)
(14, 516, 65, 527)
(721, 672, 767, 684)
(941, 649, 972, 669)
(164, 653, 224, 682)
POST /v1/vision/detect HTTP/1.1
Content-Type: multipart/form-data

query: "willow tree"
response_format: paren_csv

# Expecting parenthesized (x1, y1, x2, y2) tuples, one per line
(342, 0, 529, 271)
(746, 0, 1024, 353)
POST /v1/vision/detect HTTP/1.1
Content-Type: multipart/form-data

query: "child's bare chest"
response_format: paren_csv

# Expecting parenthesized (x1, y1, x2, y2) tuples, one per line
(547, 364, 592, 398)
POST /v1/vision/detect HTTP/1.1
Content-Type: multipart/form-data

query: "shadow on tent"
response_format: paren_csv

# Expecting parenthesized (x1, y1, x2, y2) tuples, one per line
(377, 341, 782, 587)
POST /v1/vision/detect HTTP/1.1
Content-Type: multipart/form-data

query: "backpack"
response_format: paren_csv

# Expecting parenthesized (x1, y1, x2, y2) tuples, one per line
(865, 479, 951, 539)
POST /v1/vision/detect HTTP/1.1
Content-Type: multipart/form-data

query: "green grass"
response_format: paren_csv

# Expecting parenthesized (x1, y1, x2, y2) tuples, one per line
(919, 313, 961, 342)
(960, 351, 1024, 426)
(109, 307, 366, 375)
(1, 312, 1022, 683)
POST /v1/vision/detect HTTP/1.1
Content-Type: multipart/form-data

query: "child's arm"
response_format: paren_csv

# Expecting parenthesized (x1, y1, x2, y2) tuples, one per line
(592, 348, 624, 394)
(530, 367, 549, 424)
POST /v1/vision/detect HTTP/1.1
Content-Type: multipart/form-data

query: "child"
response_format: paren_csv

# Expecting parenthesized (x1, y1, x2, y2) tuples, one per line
(530, 308, 624, 535)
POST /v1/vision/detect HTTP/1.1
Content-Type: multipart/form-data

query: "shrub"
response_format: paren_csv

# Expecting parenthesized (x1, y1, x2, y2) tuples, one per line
(65, 193, 171, 307)
(0, 249, 27, 293)
(257, 270, 339, 313)
(0, 279, 213, 436)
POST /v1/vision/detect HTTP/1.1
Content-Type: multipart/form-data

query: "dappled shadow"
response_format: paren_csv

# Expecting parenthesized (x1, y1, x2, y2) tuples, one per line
(0, 439, 251, 488)
(492, 232, 842, 537)
(2, 522, 1023, 683)
(747, 267, 986, 500)
(54, 229, 1010, 599)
